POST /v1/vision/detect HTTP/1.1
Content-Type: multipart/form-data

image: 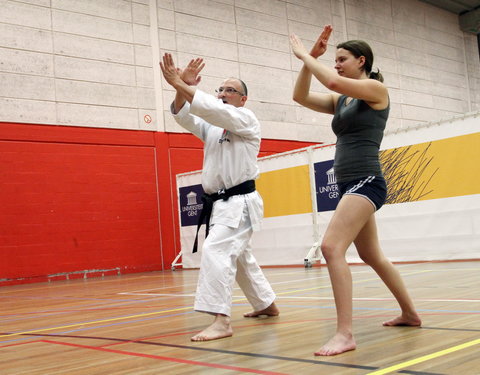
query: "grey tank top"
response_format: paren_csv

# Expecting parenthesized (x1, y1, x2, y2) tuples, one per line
(331, 95, 389, 183)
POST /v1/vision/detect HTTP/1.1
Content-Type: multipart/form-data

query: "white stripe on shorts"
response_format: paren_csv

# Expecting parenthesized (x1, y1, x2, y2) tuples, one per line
(346, 176, 375, 195)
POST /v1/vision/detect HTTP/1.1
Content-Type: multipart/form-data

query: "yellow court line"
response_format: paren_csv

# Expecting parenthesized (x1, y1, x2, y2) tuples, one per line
(366, 338, 480, 375)
(0, 270, 430, 340)
(0, 306, 192, 339)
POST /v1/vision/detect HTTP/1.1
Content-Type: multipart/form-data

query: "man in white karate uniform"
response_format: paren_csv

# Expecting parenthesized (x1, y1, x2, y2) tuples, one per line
(160, 54, 279, 341)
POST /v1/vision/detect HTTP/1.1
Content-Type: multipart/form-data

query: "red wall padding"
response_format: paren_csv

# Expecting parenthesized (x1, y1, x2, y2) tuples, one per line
(0, 122, 319, 286)
(1, 131, 163, 285)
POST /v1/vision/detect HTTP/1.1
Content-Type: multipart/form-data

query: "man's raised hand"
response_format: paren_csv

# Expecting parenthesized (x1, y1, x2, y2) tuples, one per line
(180, 58, 205, 86)
(160, 53, 182, 88)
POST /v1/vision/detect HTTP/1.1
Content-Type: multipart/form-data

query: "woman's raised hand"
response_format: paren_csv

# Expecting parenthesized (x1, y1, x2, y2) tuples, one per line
(310, 25, 333, 58)
(290, 34, 310, 60)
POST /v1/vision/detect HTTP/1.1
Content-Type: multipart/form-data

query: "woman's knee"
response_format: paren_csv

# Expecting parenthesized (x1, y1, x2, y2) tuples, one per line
(358, 250, 373, 265)
(320, 241, 338, 262)
(358, 250, 387, 268)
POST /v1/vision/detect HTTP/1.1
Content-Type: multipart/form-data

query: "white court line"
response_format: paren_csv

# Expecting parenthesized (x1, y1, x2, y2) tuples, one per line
(117, 282, 198, 294)
(116, 266, 478, 296)
(117, 272, 357, 295)
(116, 275, 331, 296)
(119, 292, 480, 303)
(117, 273, 415, 296)
(265, 268, 428, 286)
(273, 297, 480, 302)
(119, 293, 197, 297)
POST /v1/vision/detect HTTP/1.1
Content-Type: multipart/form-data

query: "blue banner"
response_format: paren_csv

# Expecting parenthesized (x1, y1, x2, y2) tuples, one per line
(179, 184, 204, 227)
(314, 160, 340, 212)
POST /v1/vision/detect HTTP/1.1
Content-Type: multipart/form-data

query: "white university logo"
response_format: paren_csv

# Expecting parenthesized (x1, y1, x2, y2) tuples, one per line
(187, 191, 198, 205)
(326, 167, 337, 185)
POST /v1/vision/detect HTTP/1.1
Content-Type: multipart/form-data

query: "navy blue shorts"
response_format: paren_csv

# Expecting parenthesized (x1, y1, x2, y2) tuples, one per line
(337, 176, 387, 211)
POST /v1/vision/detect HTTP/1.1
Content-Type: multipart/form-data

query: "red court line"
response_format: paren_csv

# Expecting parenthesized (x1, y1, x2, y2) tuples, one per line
(99, 331, 200, 348)
(0, 304, 175, 316)
(43, 339, 289, 375)
(0, 339, 43, 349)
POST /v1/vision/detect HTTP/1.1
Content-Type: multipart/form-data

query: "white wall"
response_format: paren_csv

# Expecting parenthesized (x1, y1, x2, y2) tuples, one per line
(0, 0, 479, 144)
(0, 0, 156, 130)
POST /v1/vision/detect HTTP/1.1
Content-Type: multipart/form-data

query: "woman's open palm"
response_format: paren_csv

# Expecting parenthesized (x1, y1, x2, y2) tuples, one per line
(310, 25, 333, 58)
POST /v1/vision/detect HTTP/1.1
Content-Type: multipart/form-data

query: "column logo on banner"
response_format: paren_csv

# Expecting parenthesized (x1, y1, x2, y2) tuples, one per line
(179, 184, 204, 226)
(314, 160, 340, 212)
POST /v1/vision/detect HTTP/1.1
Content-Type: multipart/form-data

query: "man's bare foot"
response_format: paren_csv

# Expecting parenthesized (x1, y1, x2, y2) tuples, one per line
(314, 332, 356, 356)
(243, 302, 280, 318)
(383, 313, 422, 327)
(191, 315, 233, 342)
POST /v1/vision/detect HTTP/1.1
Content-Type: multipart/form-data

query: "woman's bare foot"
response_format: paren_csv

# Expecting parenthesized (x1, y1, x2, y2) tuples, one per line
(243, 302, 280, 318)
(314, 332, 356, 356)
(383, 312, 422, 327)
(191, 315, 233, 341)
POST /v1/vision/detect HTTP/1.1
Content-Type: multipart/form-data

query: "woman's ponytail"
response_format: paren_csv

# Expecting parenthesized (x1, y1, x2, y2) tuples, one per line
(369, 68, 384, 82)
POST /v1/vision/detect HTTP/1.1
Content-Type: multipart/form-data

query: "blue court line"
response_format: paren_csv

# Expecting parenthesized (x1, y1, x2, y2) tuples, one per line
(0, 308, 195, 344)
(0, 294, 187, 322)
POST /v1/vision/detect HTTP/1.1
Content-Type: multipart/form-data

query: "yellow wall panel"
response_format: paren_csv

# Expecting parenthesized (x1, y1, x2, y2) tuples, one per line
(256, 165, 312, 218)
(381, 133, 480, 203)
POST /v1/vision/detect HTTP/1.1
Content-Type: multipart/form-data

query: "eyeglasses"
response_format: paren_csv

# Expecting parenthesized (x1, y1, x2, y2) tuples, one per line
(215, 87, 245, 96)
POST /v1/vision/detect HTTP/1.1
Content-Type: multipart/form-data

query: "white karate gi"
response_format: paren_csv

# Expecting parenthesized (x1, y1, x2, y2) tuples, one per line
(172, 89, 276, 316)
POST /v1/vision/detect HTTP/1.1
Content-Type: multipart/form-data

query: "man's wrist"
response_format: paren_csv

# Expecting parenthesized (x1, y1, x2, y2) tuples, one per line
(172, 77, 186, 90)
(174, 79, 196, 103)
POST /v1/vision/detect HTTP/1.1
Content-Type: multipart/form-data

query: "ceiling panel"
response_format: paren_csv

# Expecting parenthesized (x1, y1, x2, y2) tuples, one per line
(418, 0, 480, 14)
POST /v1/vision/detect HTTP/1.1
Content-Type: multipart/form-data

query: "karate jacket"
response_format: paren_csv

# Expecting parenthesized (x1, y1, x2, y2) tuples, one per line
(172, 89, 263, 231)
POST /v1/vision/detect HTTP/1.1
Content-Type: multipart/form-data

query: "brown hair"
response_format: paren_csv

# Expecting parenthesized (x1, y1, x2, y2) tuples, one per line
(336, 40, 384, 82)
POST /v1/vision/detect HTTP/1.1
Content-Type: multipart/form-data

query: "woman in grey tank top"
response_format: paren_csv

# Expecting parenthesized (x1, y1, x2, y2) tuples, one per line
(290, 25, 421, 356)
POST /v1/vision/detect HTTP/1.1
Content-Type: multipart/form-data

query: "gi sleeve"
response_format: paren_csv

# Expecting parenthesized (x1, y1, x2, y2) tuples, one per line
(189, 90, 259, 139)
(170, 101, 210, 141)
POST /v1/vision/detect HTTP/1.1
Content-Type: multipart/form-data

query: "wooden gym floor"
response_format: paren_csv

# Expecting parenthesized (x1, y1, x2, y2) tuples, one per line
(1, 260, 479, 374)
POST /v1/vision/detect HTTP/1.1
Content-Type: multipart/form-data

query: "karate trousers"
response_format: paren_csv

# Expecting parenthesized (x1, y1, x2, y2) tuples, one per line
(193, 203, 276, 317)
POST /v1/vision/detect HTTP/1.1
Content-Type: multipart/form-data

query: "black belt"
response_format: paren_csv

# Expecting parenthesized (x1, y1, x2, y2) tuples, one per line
(192, 180, 256, 253)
